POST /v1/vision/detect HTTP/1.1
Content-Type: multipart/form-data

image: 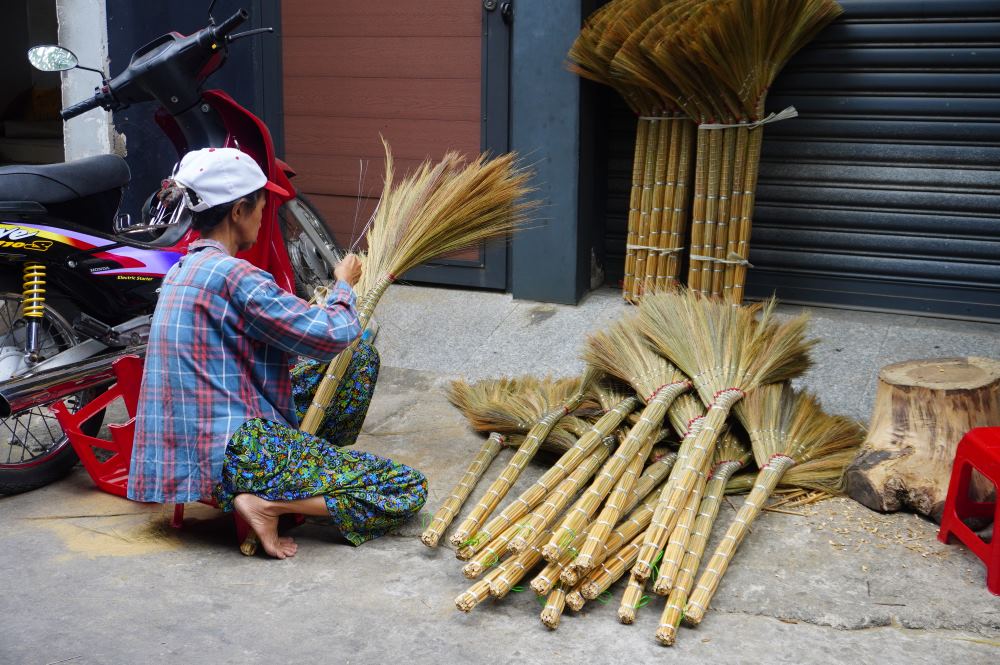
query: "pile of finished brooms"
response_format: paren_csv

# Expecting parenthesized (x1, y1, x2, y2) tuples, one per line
(422, 293, 864, 644)
(567, 0, 844, 303)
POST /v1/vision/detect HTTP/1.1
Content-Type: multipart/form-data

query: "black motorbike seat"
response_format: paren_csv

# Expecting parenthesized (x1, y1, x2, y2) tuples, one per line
(0, 154, 130, 204)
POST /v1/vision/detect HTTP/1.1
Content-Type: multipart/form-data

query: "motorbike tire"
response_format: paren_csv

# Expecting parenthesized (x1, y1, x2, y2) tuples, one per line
(278, 194, 344, 300)
(0, 277, 102, 495)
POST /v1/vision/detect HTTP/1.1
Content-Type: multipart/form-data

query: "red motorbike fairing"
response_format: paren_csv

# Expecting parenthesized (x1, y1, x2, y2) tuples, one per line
(154, 89, 297, 294)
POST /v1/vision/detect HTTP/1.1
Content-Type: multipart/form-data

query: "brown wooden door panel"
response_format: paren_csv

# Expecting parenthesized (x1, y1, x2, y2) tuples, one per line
(283, 36, 480, 78)
(285, 77, 479, 121)
(282, 1, 492, 279)
(283, 1, 481, 38)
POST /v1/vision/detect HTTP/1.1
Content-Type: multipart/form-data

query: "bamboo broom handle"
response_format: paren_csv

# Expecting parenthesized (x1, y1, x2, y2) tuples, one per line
(636, 116, 671, 299)
(663, 121, 695, 289)
(708, 128, 738, 297)
(544, 381, 688, 561)
(479, 397, 638, 551)
(697, 128, 724, 295)
(656, 459, 744, 645)
(507, 438, 614, 553)
(729, 127, 765, 304)
(720, 126, 749, 300)
(540, 585, 567, 630)
(562, 469, 670, 587)
(623, 118, 651, 301)
(629, 119, 662, 302)
(565, 583, 587, 612)
(579, 530, 646, 600)
(449, 399, 580, 548)
(534, 453, 675, 595)
(633, 388, 744, 580)
(421, 432, 505, 548)
(618, 572, 649, 625)
(299, 275, 393, 434)
(686, 127, 710, 293)
(684, 455, 795, 625)
(489, 527, 554, 598)
(572, 438, 653, 574)
(454, 564, 506, 612)
(462, 519, 522, 577)
(652, 458, 710, 595)
(650, 114, 680, 292)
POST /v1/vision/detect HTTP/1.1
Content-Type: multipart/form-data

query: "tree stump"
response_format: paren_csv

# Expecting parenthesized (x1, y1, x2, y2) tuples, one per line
(845, 357, 1000, 523)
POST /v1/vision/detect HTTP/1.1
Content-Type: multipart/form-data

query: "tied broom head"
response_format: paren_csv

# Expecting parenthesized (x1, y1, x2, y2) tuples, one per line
(608, 0, 703, 115)
(567, 0, 662, 114)
(448, 374, 593, 452)
(665, 392, 705, 440)
(581, 314, 686, 404)
(646, 0, 843, 121)
(638, 289, 815, 406)
(736, 383, 864, 483)
(355, 139, 535, 300)
(589, 376, 638, 413)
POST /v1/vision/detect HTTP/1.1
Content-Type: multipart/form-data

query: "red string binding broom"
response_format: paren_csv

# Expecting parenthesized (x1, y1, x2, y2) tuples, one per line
(631, 289, 814, 581)
(683, 383, 863, 625)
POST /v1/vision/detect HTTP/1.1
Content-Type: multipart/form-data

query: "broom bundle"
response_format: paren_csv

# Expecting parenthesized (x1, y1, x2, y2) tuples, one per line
(682, 383, 863, 625)
(298, 141, 534, 436)
(569, 0, 696, 302)
(543, 316, 690, 564)
(639, 0, 842, 300)
(448, 368, 599, 549)
(631, 289, 814, 580)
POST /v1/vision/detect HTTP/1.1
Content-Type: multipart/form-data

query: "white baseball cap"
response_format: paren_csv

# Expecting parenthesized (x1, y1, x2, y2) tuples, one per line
(171, 147, 289, 212)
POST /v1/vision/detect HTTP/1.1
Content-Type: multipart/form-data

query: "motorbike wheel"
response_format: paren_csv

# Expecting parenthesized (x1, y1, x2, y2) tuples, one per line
(0, 281, 101, 495)
(278, 194, 344, 300)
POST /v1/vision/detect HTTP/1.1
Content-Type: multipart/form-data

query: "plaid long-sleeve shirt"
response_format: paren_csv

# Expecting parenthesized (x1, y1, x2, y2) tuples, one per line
(128, 239, 361, 504)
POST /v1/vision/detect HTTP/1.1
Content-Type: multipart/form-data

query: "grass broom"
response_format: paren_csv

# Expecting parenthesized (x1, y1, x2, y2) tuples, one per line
(299, 140, 534, 437)
(533, 450, 677, 595)
(474, 381, 640, 555)
(653, 428, 750, 597)
(449, 368, 599, 548)
(421, 431, 506, 548)
(683, 383, 863, 625)
(544, 316, 690, 562)
(631, 289, 814, 581)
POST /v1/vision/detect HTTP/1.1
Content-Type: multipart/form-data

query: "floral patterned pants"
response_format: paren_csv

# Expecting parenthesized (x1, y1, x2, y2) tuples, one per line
(214, 341, 428, 545)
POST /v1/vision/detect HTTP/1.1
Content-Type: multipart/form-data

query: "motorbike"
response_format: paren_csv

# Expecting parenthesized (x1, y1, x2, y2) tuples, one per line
(0, 6, 342, 494)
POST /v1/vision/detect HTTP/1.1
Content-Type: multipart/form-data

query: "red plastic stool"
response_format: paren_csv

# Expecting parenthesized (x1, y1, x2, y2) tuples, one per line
(937, 427, 1000, 595)
(52, 354, 254, 543)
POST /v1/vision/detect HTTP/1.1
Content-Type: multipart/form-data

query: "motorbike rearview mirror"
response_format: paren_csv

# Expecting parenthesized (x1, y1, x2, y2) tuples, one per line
(27, 45, 79, 72)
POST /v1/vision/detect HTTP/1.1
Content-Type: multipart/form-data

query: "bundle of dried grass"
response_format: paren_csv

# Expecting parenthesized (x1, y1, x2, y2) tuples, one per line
(683, 383, 863, 625)
(421, 432, 506, 548)
(298, 141, 534, 435)
(532, 451, 677, 596)
(632, 289, 814, 580)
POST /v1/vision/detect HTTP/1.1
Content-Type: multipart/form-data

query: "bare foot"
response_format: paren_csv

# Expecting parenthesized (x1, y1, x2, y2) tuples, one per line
(233, 494, 299, 559)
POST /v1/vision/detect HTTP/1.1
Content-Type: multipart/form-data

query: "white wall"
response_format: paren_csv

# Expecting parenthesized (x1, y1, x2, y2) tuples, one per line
(56, 0, 122, 160)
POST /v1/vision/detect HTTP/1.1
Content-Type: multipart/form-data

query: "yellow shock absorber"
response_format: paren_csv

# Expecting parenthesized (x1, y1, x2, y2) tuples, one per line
(22, 262, 47, 319)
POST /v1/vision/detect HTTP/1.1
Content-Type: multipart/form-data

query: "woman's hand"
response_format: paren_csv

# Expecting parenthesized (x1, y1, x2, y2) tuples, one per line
(334, 254, 363, 287)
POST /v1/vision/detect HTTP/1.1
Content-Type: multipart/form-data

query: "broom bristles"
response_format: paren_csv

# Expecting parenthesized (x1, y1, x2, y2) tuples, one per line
(582, 315, 687, 402)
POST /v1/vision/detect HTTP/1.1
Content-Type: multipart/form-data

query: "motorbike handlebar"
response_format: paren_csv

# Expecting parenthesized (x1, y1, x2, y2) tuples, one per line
(60, 95, 102, 121)
(213, 9, 249, 40)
